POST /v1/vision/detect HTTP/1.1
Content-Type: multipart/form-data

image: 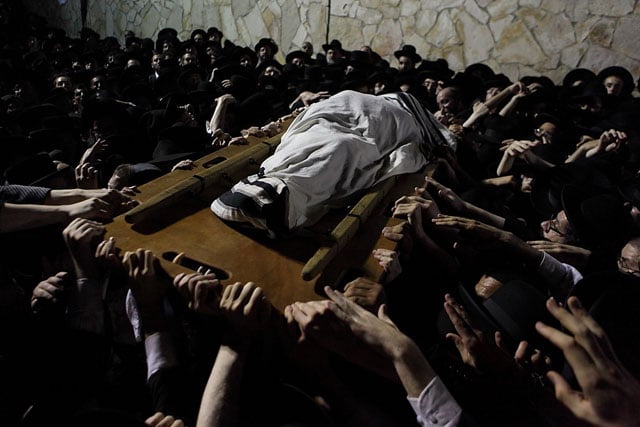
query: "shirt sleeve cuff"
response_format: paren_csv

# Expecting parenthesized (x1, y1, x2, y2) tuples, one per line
(408, 376, 462, 427)
(144, 331, 178, 380)
(536, 252, 583, 294)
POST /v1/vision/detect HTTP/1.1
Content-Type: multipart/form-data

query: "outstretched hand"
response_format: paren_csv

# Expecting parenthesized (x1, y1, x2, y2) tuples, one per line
(444, 294, 517, 376)
(173, 272, 221, 316)
(63, 218, 106, 279)
(343, 277, 387, 312)
(219, 282, 271, 335)
(123, 249, 171, 334)
(526, 240, 591, 269)
(422, 176, 467, 214)
(536, 296, 640, 426)
(432, 215, 542, 266)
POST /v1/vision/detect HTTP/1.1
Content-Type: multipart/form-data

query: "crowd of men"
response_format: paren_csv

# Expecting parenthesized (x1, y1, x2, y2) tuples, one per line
(1, 5, 640, 427)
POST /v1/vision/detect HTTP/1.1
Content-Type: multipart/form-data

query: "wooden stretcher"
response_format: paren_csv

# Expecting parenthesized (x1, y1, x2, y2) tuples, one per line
(105, 126, 433, 311)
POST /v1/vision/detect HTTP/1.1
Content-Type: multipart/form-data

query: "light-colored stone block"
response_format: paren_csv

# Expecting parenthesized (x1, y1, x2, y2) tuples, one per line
(465, 0, 489, 24)
(580, 45, 640, 74)
(399, 15, 416, 37)
(306, 2, 327, 40)
(106, 6, 114, 36)
(612, 15, 640, 61)
(519, 0, 541, 7)
(456, 10, 493, 64)
(426, 11, 459, 48)
(232, 0, 253, 17)
(576, 17, 615, 47)
(489, 15, 514, 42)
(567, 1, 589, 22)
(370, 18, 403, 57)
(361, 0, 399, 7)
(380, 4, 401, 20)
(532, 13, 575, 54)
(487, 0, 518, 19)
(515, 7, 546, 30)
(415, 9, 438, 37)
(442, 45, 465, 71)
(542, 53, 560, 69)
(329, 16, 365, 50)
(421, 0, 464, 9)
(356, 7, 383, 25)
(589, 0, 634, 17)
(494, 21, 545, 65)
(362, 24, 378, 46)
(291, 24, 308, 48)
(166, 6, 183, 34)
(281, 2, 301, 52)
(400, 2, 421, 18)
(540, 0, 564, 14)
(221, 6, 241, 42)
(560, 42, 588, 68)
(140, 6, 161, 38)
(331, 0, 354, 18)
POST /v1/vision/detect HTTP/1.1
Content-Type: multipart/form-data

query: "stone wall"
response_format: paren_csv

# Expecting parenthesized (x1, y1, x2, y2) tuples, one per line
(28, 0, 640, 83)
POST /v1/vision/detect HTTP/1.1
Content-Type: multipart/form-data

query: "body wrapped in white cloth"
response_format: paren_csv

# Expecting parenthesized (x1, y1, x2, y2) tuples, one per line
(211, 90, 455, 233)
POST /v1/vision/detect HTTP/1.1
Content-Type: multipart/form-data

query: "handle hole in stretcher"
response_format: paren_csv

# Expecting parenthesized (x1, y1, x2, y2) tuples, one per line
(162, 251, 230, 280)
(202, 157, 226, 168)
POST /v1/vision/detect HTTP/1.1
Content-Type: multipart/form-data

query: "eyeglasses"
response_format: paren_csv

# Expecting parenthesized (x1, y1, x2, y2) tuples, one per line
(545, 214, 571, 237)
(617, 257, 640, 275)
(534, 128, 554, 142)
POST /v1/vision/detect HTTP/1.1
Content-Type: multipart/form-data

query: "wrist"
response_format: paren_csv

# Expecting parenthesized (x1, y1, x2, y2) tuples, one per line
(387, 334, 417, 362)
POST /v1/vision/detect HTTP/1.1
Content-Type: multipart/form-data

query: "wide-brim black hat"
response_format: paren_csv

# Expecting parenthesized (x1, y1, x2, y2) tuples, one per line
(158, 27, 179, 40)
(322, 39, 346, 54)
(597, 66, 635, 96)
(254, 38, 279, 55)
(464, 62, 496, 83)
(346, 50, 372, 70)
(562, 68, 596, 89)
(256, 58, 283, 76)
(393, 45, 421, 64)
(417, 58, 454, 80)
(285, 50, 308, 64)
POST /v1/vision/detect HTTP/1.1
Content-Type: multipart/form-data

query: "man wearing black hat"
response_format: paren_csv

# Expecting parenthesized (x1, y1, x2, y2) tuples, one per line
(394, 45, 421, 73)
(321, 39, 346, 66)
(254, 38, 279, 67)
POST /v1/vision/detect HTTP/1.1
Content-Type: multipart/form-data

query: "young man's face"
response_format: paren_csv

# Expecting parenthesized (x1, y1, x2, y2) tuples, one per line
(397, 56, 414, 72)
(604, 75, 624, 96)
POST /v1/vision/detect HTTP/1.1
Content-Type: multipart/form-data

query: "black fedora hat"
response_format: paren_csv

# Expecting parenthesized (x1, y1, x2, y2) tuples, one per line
(417, 58, 454, 81)
(158, 27, 179, 40)
(254, 38, 279, 55)
(346, 50, 372, 70)
(256, 58, 283, 76)
(285, 50, 307, 65)
(562, 68, 596, 89)
(322, 39, 346, 54)
(393, 44, 421, 64)
(597, 66, 635, 96)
